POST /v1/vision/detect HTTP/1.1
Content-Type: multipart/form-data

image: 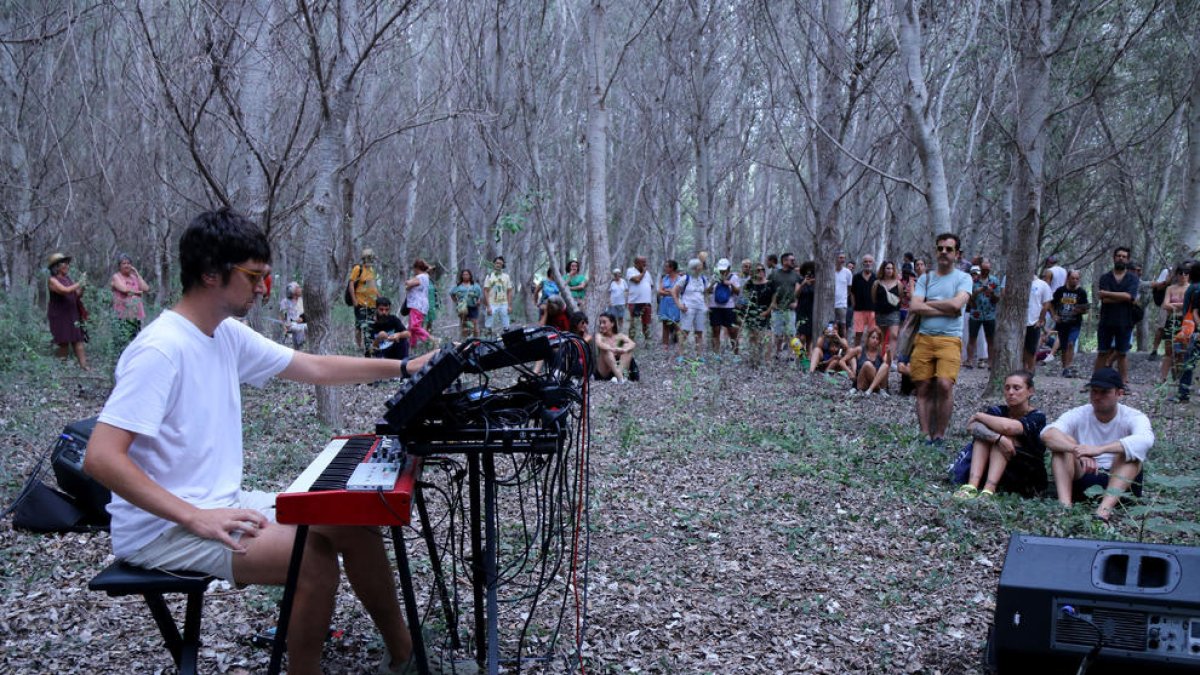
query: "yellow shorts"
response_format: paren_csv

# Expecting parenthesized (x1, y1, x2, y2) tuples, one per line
(909, 334, 962, 382)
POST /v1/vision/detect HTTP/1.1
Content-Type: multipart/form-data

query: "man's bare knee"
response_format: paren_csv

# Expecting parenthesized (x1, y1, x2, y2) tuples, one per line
(936, 378, 955, 396)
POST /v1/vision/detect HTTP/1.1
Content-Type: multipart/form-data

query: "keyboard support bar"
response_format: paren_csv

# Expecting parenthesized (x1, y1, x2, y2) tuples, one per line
(416, 486, 461, 649)
(267, 525, 308, 675)
(266, 520, 434, 675)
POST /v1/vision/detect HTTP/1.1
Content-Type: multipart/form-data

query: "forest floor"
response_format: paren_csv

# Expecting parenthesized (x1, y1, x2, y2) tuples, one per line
(2, 332, 1198, 674)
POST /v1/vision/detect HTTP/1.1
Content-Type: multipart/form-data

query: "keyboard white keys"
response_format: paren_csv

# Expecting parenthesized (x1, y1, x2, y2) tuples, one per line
(283, 438, 348, 493)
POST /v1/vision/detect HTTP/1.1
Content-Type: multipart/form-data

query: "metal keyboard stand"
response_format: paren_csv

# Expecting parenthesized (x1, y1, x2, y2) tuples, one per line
(266, 488, 456, 675)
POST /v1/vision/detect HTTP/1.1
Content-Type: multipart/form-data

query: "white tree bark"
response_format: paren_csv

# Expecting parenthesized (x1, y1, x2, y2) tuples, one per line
(990, 0, 1051, 391)
(235, 0, 274, 225)
(583, 0, 614, 320)
(1180, 62, 1200, 257)
(895, 0, 951, 235)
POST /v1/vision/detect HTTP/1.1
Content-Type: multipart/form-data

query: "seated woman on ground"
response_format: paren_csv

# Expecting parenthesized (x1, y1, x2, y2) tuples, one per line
(594, 311, 636, 382)
(809, 322, 851, 375)
(840, 326, 891, 393)
(568, 311, 590, 341)
(953, 369, 1048, 499)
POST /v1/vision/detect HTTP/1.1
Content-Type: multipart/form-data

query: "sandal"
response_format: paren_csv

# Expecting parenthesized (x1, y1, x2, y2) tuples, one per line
(953, 485, 979, 500)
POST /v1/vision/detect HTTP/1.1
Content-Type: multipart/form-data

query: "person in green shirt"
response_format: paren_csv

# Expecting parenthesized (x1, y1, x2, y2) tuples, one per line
(566, 259, 588, 301)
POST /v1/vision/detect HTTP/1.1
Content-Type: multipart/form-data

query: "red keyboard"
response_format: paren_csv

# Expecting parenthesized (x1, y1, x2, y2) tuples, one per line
(276, 435, 420, 526)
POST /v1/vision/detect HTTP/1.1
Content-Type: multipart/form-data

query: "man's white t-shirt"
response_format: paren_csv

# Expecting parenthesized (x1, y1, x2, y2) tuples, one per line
(1027, 278, 1053, 326)
(608, 279, 627, 306)
(834, 267, 853, 309)
(98, 311, 293, 557)
(626, 266, 654, 304)
(1048, 265, 1067, 293)
(1042, 403, 1154, 471)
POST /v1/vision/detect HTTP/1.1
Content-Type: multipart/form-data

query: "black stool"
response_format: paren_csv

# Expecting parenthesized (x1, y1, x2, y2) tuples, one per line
(89, 561, 213, 675)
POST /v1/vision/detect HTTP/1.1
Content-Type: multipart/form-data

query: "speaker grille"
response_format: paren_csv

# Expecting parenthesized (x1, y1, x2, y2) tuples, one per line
(1055, 605, 1147, 651)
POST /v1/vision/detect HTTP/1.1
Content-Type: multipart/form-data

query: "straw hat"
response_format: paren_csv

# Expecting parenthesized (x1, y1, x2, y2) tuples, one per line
(47, 252, 72, 270)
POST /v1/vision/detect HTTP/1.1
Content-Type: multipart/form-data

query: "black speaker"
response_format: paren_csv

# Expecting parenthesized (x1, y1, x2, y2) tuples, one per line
(989, 533, 1200, 673)
(50, 416, 111, 526)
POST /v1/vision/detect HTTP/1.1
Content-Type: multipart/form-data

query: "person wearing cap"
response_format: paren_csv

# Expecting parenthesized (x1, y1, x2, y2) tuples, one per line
(47, 252, 90, 370)
(348, 247, 380, 350)
(1041, 367, 1153, 521)
(1095, 246, 1139, 384)
(706, 257, 742, 355)
(1043, 255, 1067, 293)
(482, 256, 513, 335)
(625, 255, 655, 342)
(607, 267, 628, 332)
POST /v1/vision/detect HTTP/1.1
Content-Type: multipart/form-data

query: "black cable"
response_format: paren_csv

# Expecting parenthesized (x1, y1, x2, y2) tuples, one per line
(1060, 605, 1105, 675)
(1, 438, 58, 520)
(393, 331, 592, 669)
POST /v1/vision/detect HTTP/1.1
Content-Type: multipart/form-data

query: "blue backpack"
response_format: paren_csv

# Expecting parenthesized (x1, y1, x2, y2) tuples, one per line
(714, 281, 732, 305)
(541, 279, 560, 302)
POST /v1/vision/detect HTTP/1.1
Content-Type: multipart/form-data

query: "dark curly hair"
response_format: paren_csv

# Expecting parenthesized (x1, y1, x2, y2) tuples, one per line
(179, 207, 270, 292)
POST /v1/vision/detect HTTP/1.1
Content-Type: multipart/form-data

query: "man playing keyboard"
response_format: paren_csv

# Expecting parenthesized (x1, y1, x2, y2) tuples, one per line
(84, 208, 438, 675)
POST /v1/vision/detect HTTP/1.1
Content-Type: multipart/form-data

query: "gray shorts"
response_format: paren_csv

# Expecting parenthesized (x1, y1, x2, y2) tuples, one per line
(771, 310, 796, 336)
(834, 307, 848, 326)
(123, 490, 277, 582)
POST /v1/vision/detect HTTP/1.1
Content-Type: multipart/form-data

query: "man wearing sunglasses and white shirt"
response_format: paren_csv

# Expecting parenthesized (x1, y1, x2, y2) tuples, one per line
(83, 208, 457, 675)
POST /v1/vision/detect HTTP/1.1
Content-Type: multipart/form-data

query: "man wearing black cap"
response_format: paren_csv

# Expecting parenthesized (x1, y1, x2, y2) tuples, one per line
(1041, 367, 1153, 521)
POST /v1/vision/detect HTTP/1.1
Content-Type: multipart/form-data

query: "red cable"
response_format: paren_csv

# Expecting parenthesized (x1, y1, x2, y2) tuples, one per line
(569, 339, 589, 674)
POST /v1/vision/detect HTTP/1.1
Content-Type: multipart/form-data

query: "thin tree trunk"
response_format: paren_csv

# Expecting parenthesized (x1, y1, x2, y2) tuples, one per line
(1181, 62, 1200, 257)
(989, 0, 1051, 395)
(583, 0, 614, 320)
(895, 0, 951, 235)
